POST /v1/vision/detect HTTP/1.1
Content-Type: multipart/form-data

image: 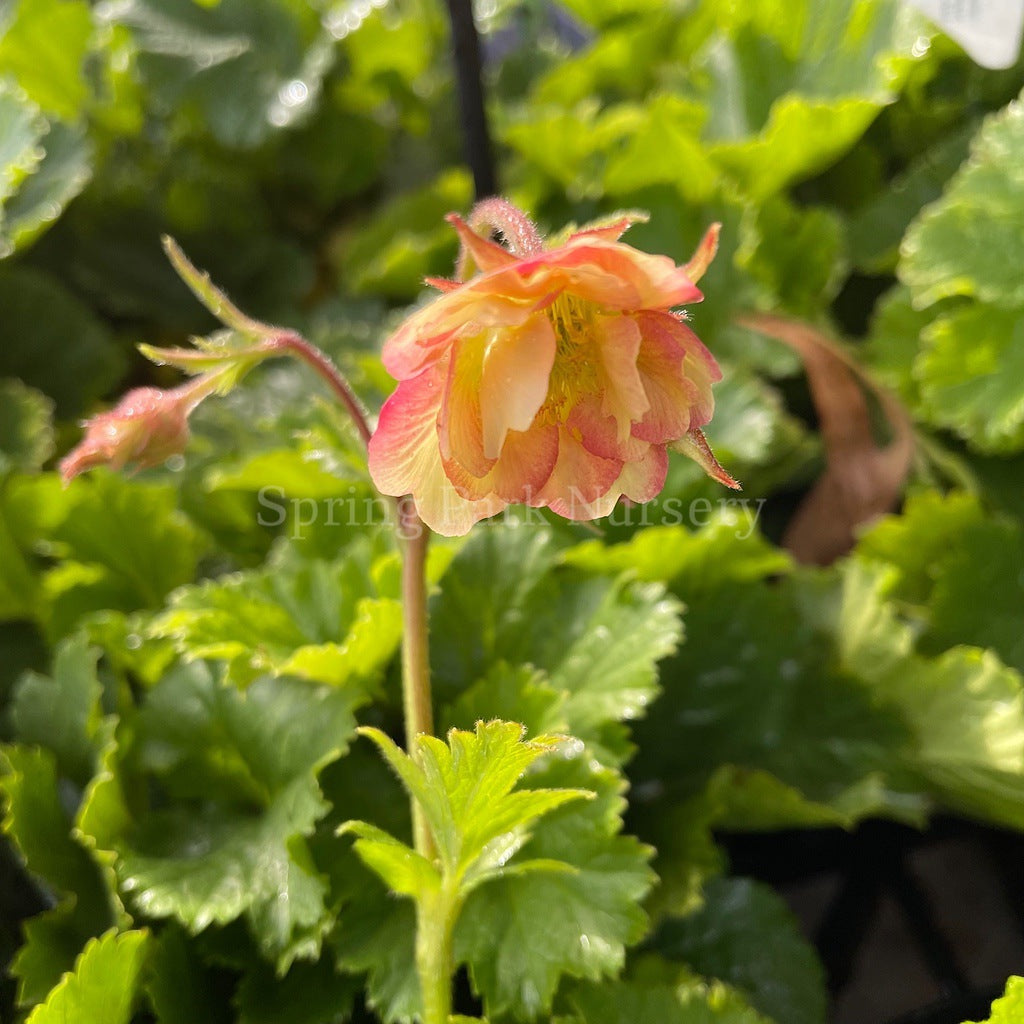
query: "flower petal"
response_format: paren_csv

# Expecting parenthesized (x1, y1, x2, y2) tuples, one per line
(479, 314, 556, 459)
(567, 211, 648, 244)
(632, 311, 721, 443)
(547, 238, 703, 309)
(533, 426, 622, 518)
(438, 337, 493, 478)
(443, 421, 558, 503)
(448, 213, 519, 274)
(595, 314, 648, 443)
(414, 454, 508, 536)
(615, 442, 668, 504)
(382, 284, 558, 380)
(368, 358, 447, 497)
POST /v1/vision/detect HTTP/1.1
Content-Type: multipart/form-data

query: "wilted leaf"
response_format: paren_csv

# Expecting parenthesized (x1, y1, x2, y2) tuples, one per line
(739, 313, 914, 564)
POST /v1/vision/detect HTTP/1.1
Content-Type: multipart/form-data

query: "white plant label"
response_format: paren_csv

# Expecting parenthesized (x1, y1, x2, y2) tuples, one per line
(907, 0, 1024, 69)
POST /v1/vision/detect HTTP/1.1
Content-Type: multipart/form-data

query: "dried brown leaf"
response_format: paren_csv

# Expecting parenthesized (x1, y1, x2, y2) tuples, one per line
(737, 313, 915, 565)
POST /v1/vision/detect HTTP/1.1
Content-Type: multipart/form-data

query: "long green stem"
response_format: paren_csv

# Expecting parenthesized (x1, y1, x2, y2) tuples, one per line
(274, 333, 445, 1015)
(399, 495, 435, 858)
(416, 887, 459, 1024)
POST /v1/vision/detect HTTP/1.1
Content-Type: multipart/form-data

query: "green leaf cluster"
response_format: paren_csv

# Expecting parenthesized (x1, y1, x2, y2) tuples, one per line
(7, 0, 1024, 1021)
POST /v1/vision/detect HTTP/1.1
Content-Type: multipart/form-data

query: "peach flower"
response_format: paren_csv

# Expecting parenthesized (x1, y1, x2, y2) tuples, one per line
(368, 200, 737, 535)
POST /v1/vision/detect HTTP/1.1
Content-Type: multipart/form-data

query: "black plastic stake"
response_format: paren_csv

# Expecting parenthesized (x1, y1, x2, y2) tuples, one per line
(444, 0, 497, 200)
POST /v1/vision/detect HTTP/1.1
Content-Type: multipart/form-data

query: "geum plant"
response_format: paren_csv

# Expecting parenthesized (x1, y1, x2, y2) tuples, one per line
(62, 198, 733, 1024)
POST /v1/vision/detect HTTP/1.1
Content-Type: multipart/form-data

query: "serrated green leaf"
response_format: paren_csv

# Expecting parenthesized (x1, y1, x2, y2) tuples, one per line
(431, 526, 682, 763)
(736, 196, 845, 315)
(339, 169, 471, 300)
(916, 305, 1024, 453)
(0, 378, 54, 475)
(2, 121, 92, 252)
(104, 0, 337, 149)
(624, 521, 1024, 834)
(857, 491, 1024, 675)
(563, 517, 792, 589)
(341, 819, 440, 897)
(25, 928, 150, 1024)
(600, 95, 717, 201)
(0, 83, 45, 206)
(41, 472, 206, 638)
(150, 542, 401, 689)
(355, 721, 588, 890)
(443, 663, 567, 740)
(965, 977, 1024, 1024)
(205, 447, 358, 499)
(1, 745, 116, 1003)
(855, 489, 986, 604)
(901, 89, 1024, 308)
(651, 878, 826, 1024)
(11, 634, 104, 785)
(849, 121, 974, 274)
(455, 755, 654, 1019)
(860, 283, 932, 404)
(110, 667, 356, 969)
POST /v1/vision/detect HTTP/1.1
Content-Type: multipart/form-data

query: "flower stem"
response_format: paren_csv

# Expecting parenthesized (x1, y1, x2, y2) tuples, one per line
(399, 495, 435, 858)
(269, 330, 447, 1013)
(270, 331, 373, 447)
(417, 887, 459, 1024)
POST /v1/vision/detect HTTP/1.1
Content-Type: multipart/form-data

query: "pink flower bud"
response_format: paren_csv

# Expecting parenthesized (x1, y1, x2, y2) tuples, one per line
(59, 380, 210, 484)
(368, 202, 738, 536)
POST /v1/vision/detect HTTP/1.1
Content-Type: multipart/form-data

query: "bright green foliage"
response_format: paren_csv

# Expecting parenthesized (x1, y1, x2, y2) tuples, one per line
(902, 90, 1024, 309)
(965, 977, 1024, 1024)
(0, 0, 93, 121)
(431, 528, 682, 763)
(650, 878, 827, 1024)
(150, 542, 402, 688)
(0, 85, 45, 203)
(42, 472, 207, 640)
(455, 755, 655, 1019)
(338, 738, 654, 1023)
(0, 378, 54, 475)
(858, 492, 1024, 673)
(346, 721, 589, 896)
(6, 0, 1024, 1020)
(601, 523, 1024, 836)
(111, 666, 358, 971)
(25, 929, 150, 1024)
(340, 170, 471, 298)
(343, 722, 595, 1022)
(917, 306, 1024, 453)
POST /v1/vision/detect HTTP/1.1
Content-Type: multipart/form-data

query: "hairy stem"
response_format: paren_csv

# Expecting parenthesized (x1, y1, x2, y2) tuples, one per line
(399, 495, 435, 858)
(417, 886, 459, 1024)
(270, 332, 373, 447)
